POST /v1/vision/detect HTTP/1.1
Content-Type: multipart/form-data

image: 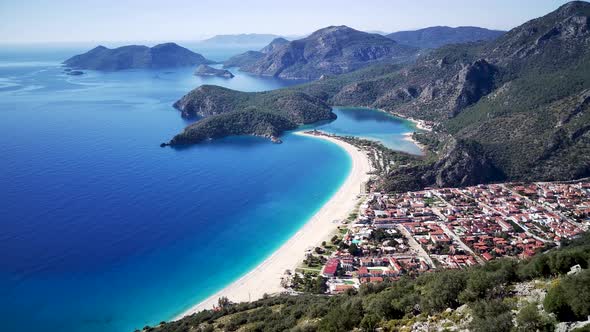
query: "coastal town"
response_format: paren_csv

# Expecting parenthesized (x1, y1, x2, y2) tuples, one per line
(288, 181, 590, 295)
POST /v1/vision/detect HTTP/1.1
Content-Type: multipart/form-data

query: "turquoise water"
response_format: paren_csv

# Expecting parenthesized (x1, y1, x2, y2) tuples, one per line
(0, 46, 417, 332)
(315, 107, 422, 155)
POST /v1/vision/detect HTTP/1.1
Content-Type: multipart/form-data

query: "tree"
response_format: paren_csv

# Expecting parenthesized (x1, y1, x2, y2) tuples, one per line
(516, 302, 554, 332)
(459, 269, 505, 303)
(421, 270, 466, 312)
(360, 313, 380, 332)
(331, 235, 340, 244)
(313, 276, 328, 294)
(469, 299, 513, 332)
(348, 243, 361, 256)
(217, 296, 231, 309)
(545, 270, 590, 321)
(319, 298, 364, 332)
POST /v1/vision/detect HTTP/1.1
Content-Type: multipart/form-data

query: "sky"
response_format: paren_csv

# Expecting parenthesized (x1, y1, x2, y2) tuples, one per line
(0, 0, 577, 43)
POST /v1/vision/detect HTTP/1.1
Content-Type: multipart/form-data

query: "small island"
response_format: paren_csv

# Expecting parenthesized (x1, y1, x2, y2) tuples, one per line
(62, 43, 214, 71)
(65, 70, 84, 76)
(194, 64, 234, 78)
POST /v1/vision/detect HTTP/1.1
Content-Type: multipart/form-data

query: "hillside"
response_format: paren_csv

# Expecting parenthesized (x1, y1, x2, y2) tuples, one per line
(146, 231, 590, 332)
(237, 26, 419, 80)
(259, 37, 289, 54)
(63, 43, 213, 70)
(387, 26, 505, 49)
(166, 86, 334, 145)
(294, 1, 590, 190)
(222, 51, 265, 69)
(166, 1, 590, 190)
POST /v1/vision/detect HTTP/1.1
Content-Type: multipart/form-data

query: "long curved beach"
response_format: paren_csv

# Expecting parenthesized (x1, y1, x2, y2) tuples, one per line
(175, 132, 373, 319)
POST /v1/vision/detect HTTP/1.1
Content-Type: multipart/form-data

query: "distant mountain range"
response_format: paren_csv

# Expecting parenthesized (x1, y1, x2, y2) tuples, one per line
(221, 26, 507, 80)
(63, 43, 214, 70)
(197, 34, 285, 47)
(223, 38, 289, 69)
(224, 26, 419, 80)
(169, 1, 590, 191)
(386, 26, 505, 49)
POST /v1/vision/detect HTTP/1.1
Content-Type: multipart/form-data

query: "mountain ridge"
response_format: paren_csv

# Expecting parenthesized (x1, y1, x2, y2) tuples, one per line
(168, 1, 590, 191)
(233, 25, 419, 80)
(386, 26, 505, 49)
(63, 43, 214, 70)
(198, 33, 284, 46)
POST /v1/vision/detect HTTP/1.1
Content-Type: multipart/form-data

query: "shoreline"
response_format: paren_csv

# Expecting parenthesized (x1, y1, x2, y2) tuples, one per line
(381, 109, 433, 132)
(393, 113, 433, 132)
(403, 132, 426, 154)
(174, 131, 373, 319)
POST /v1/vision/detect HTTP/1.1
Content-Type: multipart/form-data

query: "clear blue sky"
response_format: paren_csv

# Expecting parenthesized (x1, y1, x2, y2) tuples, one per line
(0, 0, 577, 43)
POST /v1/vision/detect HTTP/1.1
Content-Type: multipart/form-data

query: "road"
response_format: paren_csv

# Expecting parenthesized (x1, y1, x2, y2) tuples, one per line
(395, 224, 435, 267)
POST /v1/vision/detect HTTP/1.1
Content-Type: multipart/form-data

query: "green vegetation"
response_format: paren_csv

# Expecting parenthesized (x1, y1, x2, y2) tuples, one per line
(169, 86, 334, 145)
(169, 2, 590, 189)
(291, 273, 327, 294)
(147, 232, 590, 332)
(170, 110, 296, 145)
(544, 269, 590, 321)
(515, 302, 555, 332)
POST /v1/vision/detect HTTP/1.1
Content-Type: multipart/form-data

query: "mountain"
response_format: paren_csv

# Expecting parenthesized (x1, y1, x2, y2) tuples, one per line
(238, 25, 420, 80)
(222, 38, 289, 69)
(167, 1, 590, 191)
(259, 37, 289, 54)
(322, 0, 590, 190)
(63, 43, 214, 70)
(198, 33, 284, 47)
(387, 26, 505, 49)
(222, 50, 264, 69)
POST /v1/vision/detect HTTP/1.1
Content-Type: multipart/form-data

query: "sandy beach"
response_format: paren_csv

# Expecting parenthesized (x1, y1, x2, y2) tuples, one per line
(403, 132, 426, 154)
(174, 131, 372, 319)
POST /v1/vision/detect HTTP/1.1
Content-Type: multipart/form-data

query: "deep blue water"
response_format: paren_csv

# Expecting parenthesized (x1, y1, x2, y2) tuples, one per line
(0, 45, 417, 332)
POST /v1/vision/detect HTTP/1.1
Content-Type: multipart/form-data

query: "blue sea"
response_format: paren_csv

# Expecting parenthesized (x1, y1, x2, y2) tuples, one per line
(0, 44, 417, 332)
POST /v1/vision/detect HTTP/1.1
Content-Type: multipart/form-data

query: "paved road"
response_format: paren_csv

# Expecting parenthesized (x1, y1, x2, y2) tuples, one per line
(395, 224, 435, 267)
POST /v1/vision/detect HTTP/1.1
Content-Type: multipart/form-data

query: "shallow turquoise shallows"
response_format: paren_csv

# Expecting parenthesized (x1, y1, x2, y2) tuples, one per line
(0, 45, 417, 332)
(314, 107, 422, 155)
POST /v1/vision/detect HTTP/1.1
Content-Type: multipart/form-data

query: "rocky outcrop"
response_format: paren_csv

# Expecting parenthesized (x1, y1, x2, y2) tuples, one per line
(451, 59, 498, 115)
(424, 138, 505, 187)
(194, 65, 234, 78)
(63, 43, 214, 70)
